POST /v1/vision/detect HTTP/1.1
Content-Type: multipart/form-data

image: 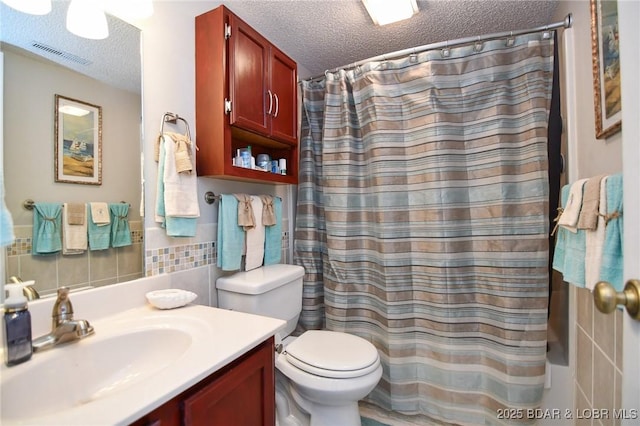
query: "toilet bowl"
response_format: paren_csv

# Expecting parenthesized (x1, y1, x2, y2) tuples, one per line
(216, 264, 382, 426)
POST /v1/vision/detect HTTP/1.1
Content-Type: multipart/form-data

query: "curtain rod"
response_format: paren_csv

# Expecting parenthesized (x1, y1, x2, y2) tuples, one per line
(302, 13, 573, 82)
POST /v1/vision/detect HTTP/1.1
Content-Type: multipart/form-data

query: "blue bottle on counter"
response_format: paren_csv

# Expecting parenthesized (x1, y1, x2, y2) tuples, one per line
(3, 283, 33, 366)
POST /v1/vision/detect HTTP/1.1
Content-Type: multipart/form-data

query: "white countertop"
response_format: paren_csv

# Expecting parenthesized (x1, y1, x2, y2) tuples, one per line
(1, 303, 285, 425)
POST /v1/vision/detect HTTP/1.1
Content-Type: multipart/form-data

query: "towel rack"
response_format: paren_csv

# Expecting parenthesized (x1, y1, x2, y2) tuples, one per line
(160, 112, 191, 140)
(22, 199, 130, 210)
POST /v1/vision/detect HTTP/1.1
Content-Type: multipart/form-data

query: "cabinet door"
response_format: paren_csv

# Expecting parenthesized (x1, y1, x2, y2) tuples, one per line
(229, 14, 269, 136)
(269, 47, 298, 145)
(182, 339, 275, 426)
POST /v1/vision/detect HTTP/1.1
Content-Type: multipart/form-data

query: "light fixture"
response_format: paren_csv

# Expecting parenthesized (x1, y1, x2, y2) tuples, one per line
(1, 0, 51, 15)
(66, 0, 109, 40)
(59, 105, 91, 117)
(362, 0, 419, 26)
(104, 0, 154, 20)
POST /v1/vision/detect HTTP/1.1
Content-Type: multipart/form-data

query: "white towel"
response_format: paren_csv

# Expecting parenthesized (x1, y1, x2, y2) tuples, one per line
(585, 176, 608, 290)
(90, 202, 110, 226)
(162, 133, 200, 218)
(63, 203, 88, 254)
(244, 196, 265, 271)
(557, 178, 588, 233)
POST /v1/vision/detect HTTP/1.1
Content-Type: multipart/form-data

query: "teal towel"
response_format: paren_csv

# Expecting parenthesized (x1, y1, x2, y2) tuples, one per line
(552, 184, 586, 287)
(217, 194, 244, 271)
(552, 185, 570, 274)
(600, 173, 623, 290)
(155, 136, 197, 237)
(110, 203, 132, 247)
(32, 203, 62, 255)
(264, 197, 282, 265)
(0, 171, 14, 247)
(87, 205, 111, 250)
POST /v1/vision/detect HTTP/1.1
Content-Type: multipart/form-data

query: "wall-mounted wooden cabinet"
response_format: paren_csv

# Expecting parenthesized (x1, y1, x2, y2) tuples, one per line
(196, 6, 298, 185)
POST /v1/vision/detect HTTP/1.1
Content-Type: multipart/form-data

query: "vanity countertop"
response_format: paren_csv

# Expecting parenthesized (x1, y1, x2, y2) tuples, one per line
(0, 303, 285, 425)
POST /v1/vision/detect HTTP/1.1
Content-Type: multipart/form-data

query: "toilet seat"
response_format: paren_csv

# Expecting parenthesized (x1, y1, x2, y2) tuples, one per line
(284, 330, 380, 379)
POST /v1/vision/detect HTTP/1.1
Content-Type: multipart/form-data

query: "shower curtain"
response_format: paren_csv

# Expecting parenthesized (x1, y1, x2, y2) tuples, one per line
(294, 31, 555, 425)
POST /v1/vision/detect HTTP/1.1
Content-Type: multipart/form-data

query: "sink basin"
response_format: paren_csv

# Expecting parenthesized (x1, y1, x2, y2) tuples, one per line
(1, 326, 191, 421)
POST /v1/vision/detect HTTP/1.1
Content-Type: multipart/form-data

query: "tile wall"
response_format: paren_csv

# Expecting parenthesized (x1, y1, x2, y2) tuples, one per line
(574, 286, 623, 426)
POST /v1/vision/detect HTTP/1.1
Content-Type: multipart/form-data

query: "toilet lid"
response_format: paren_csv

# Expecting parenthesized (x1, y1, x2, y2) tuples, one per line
(285, 330, 380, 379)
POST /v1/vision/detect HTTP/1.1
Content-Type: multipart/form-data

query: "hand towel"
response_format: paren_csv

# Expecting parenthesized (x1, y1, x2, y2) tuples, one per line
(234, 194, 255, 230)
(552, 185, 570, 274)
(155, 135, 197, 237)
(32, 203, 62, 255)
(244, 196, 265, 271)
(584, 176, 608, 290)
(162, 133, 199, 218)
(87, 204, 111, 250)
(90, 202, 111, 226)
(577, 175, 605, 230)
(62, 203, 87, 255)
(66, 203, 86, 226)
(557, 178, 587, 233)
(264, 196, 282, 265)
(259, 195, 276, 226)
(164, 131, 194, 174)
(217, 194, 244, 271)
(600, 173, 624, 290)
(0, 168, 15, 247)
(109, 203, 132, 248)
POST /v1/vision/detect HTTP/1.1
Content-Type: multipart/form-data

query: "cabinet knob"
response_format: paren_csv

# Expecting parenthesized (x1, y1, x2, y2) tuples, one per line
(593, 279, 640, 320)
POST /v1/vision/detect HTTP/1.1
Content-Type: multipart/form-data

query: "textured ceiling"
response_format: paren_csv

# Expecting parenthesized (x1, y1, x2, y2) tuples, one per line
(0, 0, 561, 92)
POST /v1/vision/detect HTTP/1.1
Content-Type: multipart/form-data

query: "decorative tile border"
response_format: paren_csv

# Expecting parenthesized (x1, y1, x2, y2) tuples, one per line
(145, 231, 290, 276)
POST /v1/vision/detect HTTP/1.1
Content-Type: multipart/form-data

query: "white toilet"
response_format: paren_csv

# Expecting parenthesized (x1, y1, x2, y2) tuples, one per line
(217, 264, 382, 426)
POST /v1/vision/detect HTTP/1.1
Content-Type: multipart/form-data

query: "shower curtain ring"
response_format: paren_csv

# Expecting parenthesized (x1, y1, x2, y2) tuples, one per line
(507, 31, 515, 47)
(441, 41, 450, 58)
(474, 36, 483, 52)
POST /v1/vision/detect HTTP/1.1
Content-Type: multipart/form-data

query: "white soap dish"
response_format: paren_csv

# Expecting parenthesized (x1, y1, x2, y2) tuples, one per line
(146, 289, 197, 309)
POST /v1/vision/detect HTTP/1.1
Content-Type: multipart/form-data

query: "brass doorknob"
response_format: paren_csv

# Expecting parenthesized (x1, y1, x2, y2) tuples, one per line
(593, 279, 640, 320)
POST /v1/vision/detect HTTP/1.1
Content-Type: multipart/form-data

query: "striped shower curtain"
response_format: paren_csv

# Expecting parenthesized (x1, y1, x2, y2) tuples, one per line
(294, 32, 554, 425)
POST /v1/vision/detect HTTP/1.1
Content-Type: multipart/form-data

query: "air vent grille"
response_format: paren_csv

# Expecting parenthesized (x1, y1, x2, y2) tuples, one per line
(30, 41, 92, 66)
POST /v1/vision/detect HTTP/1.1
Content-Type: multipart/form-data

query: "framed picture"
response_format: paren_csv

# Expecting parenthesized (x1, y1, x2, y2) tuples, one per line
(590, 0, 622, 139)
(54, 94, 102, 185)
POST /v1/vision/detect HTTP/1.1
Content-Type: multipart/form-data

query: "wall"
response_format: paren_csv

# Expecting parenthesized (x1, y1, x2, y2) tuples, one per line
(2, 46, 143, 294)
(551, 2, 624, 425)
(136, 2, 295, 307)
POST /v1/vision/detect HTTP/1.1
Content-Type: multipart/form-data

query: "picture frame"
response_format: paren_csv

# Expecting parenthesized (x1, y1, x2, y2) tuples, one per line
(54, 94, 102, 185)
(590, 0, 622, 139)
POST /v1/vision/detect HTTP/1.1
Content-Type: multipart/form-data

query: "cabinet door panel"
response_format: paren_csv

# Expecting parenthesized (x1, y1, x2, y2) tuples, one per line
(270, 48, 298, 145)
(229, 15, 269, 136)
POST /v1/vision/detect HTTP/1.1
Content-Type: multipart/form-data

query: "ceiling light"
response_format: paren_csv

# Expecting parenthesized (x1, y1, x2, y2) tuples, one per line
(1, 0, 51, 15)
(66, 0, 109, 40)
(104, 0, 154, 20)
(362, 0, 418, 26)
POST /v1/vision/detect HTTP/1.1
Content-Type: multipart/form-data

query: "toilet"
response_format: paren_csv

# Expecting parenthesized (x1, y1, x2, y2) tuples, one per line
(217, 264, 382, 426)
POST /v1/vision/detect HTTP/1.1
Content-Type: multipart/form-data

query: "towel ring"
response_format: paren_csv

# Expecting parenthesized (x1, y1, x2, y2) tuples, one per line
(160, 112, 191, 140)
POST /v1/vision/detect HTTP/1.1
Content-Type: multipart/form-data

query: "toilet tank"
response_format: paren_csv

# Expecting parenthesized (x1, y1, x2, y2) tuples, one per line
(216, 264, 305, 337)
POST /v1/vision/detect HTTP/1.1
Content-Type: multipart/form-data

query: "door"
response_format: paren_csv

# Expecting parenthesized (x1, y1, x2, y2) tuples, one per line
(228, 13, 269, 136)
(619, 1, 640, 422)
(269, 46, 298, 145)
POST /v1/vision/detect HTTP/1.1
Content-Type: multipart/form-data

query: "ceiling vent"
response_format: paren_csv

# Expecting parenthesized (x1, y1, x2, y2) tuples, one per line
(30, 41, 92, 66)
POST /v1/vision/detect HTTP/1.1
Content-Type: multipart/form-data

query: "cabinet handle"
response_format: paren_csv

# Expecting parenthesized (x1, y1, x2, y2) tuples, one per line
(267, 90, 273, 115)
(273, 93, 279, 118)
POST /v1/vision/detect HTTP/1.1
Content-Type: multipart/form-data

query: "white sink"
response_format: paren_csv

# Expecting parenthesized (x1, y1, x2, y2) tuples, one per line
(0, 303, 285, 425)
(1, 327, 191, 421)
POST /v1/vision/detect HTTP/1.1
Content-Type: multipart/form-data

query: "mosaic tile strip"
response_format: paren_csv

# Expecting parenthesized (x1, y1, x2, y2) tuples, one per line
(7, 230, 143, 257)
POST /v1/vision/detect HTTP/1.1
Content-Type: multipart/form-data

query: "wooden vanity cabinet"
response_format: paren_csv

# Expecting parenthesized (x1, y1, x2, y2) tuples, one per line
(130, 337, 275, 426)
(195, 6, 298, 185)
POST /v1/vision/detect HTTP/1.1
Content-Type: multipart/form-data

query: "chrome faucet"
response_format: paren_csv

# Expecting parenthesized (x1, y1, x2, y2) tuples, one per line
(32, 287, 94, 352)
(9, 276, 40, 301)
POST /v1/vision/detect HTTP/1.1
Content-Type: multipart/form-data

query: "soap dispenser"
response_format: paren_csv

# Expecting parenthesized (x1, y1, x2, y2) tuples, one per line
(3, 283, 33, 366)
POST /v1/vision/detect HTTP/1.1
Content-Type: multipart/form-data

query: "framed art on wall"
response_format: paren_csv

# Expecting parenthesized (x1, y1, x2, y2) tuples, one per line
(54, 94, 102, 185)
(590, 0, 622, 139)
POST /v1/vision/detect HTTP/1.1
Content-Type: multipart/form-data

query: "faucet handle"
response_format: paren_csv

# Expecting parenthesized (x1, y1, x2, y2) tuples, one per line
(52, 287, 74, 327)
